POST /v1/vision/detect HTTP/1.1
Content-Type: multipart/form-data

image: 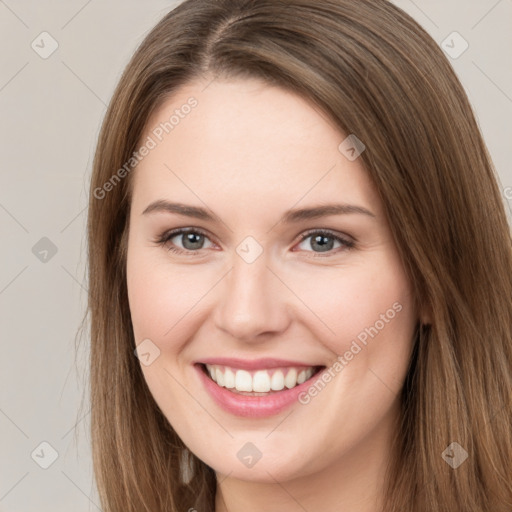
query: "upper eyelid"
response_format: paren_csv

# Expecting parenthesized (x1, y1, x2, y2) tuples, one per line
(161, 226, 215, 243)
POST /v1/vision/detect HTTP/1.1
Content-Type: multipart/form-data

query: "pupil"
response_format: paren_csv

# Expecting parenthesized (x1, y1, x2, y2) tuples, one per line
(312, 234, 333, 252)
(183, 233, 203, 250)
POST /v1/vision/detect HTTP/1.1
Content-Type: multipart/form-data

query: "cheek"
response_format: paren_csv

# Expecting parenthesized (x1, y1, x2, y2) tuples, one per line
(127, 258, 172, 343)
(126, 246, 218, 349)
(285, 252, 416, 380)
(293, 258, 412, 337)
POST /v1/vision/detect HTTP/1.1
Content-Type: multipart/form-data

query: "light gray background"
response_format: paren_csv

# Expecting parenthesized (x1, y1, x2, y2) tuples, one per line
(0, 1, 511, 510)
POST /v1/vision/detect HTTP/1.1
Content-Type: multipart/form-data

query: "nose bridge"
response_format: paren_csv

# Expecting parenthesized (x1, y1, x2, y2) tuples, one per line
(213, 249, 289, 340)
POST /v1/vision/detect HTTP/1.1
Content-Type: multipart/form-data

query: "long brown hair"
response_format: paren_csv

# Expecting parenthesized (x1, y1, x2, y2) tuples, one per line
(83, 0, 512, 510)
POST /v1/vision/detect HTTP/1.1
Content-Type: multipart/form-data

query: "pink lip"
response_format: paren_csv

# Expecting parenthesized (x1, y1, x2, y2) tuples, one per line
(197, 357, 318, 371)
(194, 363, 324, 418)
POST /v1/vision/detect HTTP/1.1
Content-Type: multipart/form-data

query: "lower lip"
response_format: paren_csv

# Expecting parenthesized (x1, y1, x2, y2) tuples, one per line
(194, 364, 324, 418)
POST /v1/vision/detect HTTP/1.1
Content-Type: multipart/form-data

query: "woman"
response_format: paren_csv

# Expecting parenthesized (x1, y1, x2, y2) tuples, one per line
(85, 0, 512, 510)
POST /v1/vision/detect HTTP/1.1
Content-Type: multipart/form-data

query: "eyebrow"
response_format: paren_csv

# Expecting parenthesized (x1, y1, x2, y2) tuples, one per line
(142, 200, 376, 222)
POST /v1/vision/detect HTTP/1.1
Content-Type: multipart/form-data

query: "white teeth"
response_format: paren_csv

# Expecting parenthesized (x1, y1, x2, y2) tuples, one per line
(284, 368, 297, 389)
(235, 369, 253, 391)
(215, 367, 225, 387)
(224, 367, 236, 388)
(270, 371, 285, 391)
(253, 371, 271, 392)
(205, 364, 316, 393)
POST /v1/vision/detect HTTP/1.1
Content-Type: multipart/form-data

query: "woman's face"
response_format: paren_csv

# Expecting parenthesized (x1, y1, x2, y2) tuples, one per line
(126, 77, 419, 483)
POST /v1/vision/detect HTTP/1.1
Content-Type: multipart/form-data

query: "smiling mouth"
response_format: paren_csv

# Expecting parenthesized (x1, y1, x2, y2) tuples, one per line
(197, 363, 325, 396)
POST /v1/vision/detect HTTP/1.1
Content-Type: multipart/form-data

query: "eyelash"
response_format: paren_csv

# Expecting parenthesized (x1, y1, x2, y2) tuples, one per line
(154, 227, 355, 258)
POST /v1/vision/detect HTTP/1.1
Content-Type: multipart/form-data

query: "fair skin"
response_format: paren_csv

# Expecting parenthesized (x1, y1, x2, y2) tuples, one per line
(126, 76, 425, 512)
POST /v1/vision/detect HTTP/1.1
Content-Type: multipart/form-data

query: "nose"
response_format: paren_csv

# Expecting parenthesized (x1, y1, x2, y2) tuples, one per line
(213, 253, 291, 342)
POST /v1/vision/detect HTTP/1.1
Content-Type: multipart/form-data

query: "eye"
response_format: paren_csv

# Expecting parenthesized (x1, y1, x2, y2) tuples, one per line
(156, 228, 214, 256)
(295, 229, 355, 256)
(155, 227, 355, 257)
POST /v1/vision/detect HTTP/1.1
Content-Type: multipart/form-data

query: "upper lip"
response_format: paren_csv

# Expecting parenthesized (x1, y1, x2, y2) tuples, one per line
(196, 357, 324, 371)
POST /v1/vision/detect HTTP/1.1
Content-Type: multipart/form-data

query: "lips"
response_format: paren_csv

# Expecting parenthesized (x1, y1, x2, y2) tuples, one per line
(194, 358, 327, 418)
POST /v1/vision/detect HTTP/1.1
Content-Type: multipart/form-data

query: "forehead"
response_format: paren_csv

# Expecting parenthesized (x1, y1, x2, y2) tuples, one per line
(131, 77, 381, 219)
